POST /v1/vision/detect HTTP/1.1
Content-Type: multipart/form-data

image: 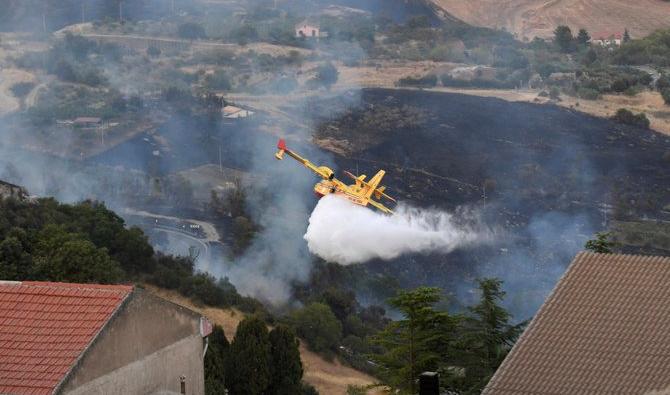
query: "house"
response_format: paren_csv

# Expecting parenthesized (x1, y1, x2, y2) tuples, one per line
(591, 31, 624, 46)
(222, 105, 254, 119)
(295, 20, 320, 38)
(483, 252, 670, 394)
(72, 117, 102, 128)
(0, 180, 28, 200)
(0, 281, 212, 395)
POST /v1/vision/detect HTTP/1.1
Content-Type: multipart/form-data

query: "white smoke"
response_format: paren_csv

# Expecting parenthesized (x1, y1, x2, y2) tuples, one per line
(304, 194, 492, 265)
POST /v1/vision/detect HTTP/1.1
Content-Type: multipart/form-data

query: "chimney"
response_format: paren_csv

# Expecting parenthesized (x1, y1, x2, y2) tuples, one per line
(419, 371, 439, 395)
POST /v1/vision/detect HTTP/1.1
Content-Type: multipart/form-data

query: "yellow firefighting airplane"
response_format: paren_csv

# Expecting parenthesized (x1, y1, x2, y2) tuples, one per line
(275, 139, 396, 214)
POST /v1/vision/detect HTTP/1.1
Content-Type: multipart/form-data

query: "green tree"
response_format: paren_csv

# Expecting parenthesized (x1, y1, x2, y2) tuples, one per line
(577, 29, 591, 46)
(371, 287, 457, 394)
(178, 22, 207, 40)
(226, 317, 271, 395)
(458, 279, 524, 393)
(623, 29, 631, 43)
(232, 216, 256, 255)
(585, 231, 616, 253)
(582, 48, 598, 65)
(611, 108, 650, 129)
(0, 234, 31, 280)
(553, 25, 574, 53)
(204, 70, 232, 91)
(33, 225, 124, 284)
(268, 325, 304, 395)
(315, 62, 339, 90)
(661, 89, 670, 105)
(291, 302, 342, 354)
(205, 325, 229, 394)
(147, 45, 161, 57)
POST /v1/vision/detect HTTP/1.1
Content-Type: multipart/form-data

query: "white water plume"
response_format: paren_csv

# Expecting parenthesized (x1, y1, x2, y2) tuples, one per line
(304, 194, 492, 265)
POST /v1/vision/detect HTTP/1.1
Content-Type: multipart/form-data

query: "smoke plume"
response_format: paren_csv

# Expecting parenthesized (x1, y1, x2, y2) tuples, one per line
(304, 194, 492, 265)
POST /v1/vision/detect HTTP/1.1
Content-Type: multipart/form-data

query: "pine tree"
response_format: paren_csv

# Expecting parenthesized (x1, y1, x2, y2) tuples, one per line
(623, 29, 631, 43)
(459, 279, 525, 393)
(371, 287, 458, 394)
(553, 25, 574, 53)
(226, 317, 272, 395)
(585, 231, 616, 253)
(577, 29, 591, 46)
(268, 325, 304, 395)
(205, 325, 229, 395)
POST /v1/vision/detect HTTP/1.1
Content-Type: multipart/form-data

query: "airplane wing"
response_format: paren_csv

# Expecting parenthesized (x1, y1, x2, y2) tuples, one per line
(367, 198, 394, 215)
(275, 139, 334, 180)
(364, 170, 385, 199)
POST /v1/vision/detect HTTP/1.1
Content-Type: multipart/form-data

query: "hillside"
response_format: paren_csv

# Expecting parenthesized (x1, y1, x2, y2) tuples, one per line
(429, 0, 670, 40)
(146, 286, 379, 395)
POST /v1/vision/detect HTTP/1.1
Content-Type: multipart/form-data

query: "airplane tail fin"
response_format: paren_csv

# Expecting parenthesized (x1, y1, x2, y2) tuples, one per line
(275, 139, 287, 160)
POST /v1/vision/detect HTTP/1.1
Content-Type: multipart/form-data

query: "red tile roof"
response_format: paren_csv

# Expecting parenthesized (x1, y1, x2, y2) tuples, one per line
(0, 281, 133, 395)
(484, 252, 670, 394)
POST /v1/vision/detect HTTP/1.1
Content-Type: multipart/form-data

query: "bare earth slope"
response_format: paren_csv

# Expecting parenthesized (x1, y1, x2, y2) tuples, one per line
(430, 0, 670, 40)
(147, 286, 378, 395)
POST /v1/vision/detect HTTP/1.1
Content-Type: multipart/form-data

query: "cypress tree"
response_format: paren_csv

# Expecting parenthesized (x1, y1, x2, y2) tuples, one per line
(460, 279, 525, 393)
(226, 317, 272, 395)
(268, 325, 304, 395)
(205, 325, 229, 395)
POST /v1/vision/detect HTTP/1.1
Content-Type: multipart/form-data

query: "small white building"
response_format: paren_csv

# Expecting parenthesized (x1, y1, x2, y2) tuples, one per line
(222, 105, 254, 119)
(295, 20, 320, 38)
(591, 31, 623, 47)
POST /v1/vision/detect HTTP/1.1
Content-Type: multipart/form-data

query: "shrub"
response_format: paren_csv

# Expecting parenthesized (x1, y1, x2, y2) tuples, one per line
(577, 87, 600, 100)
(10, 82, 35, 98)
(314, 62, 339, 89)
(611, 108, 650, 129)
(662, 89, 670, 105)
(290, 302, 342, 354)
(657, 75, 670, 91)
(146, 45, 161, 57)
(178, 22, 206, 40)
(398, 74, 438, 88)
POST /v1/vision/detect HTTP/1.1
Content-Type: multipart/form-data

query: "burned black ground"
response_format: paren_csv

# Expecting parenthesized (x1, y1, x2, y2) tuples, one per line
(311, 88, 670, 317)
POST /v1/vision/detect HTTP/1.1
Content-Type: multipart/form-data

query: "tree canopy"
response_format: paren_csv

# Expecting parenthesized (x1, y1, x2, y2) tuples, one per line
(268, 325, 304, 395)
(554, 25, 575, 53)
(585, 231, 617, 253)
(226, 317, 272, 395)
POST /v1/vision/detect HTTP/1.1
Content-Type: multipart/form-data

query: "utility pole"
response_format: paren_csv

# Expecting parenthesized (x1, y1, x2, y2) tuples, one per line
(81, 2, 86, 24)
(119, 1, 123, 23)
(171, 0, 175, 15)
(42, 2, 47, 34)
(219, 144, 223, 173)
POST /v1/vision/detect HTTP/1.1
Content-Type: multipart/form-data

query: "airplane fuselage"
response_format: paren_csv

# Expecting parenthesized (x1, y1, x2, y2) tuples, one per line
(314, 180, 368, 207)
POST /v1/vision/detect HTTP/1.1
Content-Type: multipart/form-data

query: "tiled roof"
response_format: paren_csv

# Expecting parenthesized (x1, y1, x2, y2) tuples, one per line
(484, 252, 670, 394)
(0, 281, 133, 395)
